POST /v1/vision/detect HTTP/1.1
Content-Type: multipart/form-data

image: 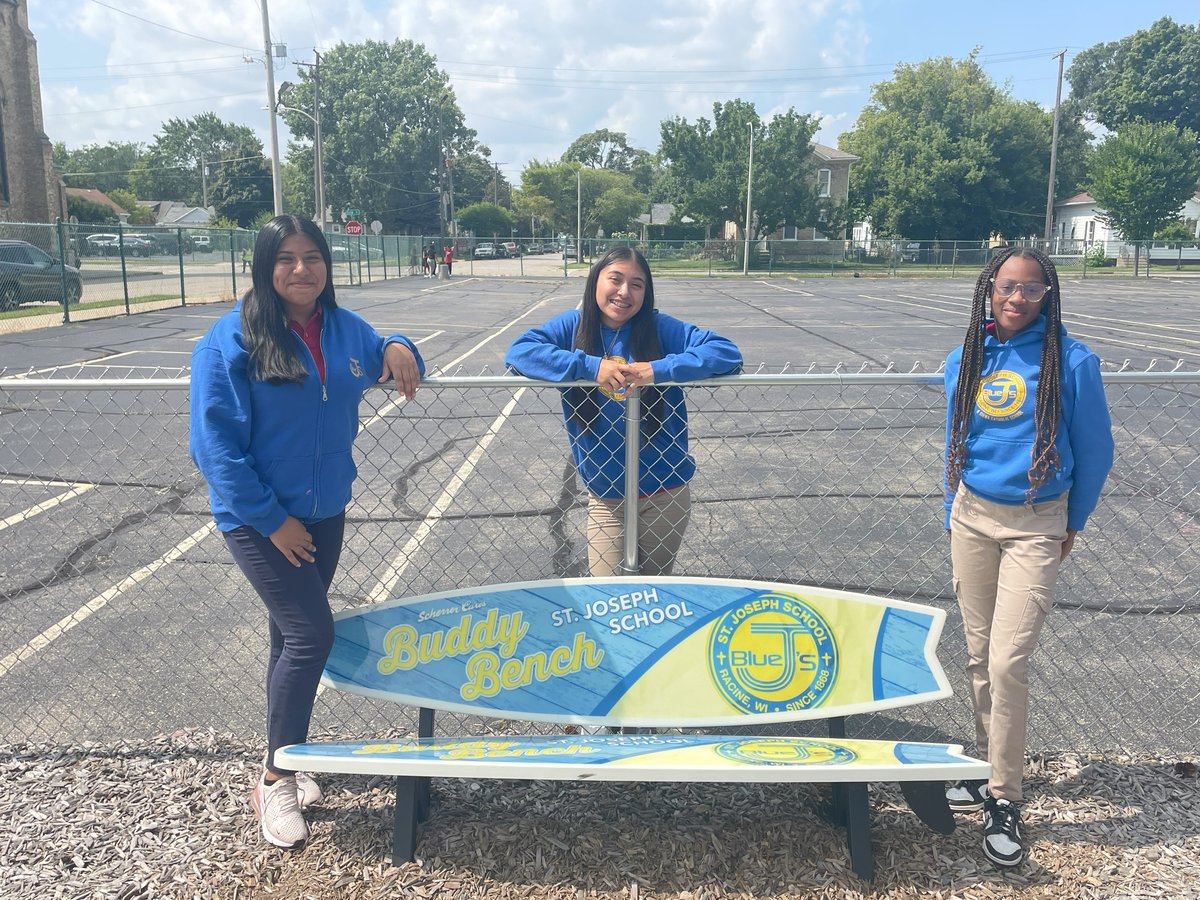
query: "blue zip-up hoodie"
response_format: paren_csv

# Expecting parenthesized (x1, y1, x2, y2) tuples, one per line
(943, 315, 1113, 531)
(189, 303, 425, 535)
(505, 309, 742, 498)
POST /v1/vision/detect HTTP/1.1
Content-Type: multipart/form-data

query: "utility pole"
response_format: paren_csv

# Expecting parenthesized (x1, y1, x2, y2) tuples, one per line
(436, 106, 447, 236)
(1043, 49, 1066, 243)
(493, 162, 501, 206)
(742, 122, 754, 276)
(576, 166, 582, 261)
(260, 0, 283, 215)
(199, 151, 208, 208)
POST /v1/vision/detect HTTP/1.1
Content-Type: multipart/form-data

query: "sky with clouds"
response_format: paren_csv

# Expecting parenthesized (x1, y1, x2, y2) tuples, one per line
(29, 0, 1200, 185)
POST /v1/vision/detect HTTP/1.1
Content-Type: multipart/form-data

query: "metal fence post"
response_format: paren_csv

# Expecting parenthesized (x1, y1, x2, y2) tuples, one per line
(177, 228, 187, 307)
(229, 231, 237, 298)
(117, 222, 131, 315)
(55, 218, 71, 325)
(621, 387, 641, 575)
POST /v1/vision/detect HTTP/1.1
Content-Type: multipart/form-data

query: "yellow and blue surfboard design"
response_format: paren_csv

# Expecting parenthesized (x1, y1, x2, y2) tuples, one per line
(323, 577, 950, 727)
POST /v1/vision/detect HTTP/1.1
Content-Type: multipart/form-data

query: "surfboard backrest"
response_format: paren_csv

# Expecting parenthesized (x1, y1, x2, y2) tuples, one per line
(322, 576, 952, 728)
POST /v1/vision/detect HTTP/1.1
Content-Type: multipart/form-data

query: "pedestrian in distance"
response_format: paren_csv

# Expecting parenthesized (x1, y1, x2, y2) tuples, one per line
(505, 246, 741, 576)
(188, 214, 424, 850)
(942, 246, 1114, 868)
(421, 245, 431, 278)
(442, 243, 453, 276)
(241, 247, 252, 273)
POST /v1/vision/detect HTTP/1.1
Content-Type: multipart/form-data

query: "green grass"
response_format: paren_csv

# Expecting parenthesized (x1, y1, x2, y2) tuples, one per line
(0, 293, 184, 320)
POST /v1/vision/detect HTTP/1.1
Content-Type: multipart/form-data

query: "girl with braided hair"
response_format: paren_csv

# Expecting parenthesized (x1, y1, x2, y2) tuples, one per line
(505, 247, 741, 576)
(942, 246, 1113, 868)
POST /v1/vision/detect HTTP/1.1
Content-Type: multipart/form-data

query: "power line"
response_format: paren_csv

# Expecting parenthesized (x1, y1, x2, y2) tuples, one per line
(87, 0, 257, 52)
(42, 91, 262, 118)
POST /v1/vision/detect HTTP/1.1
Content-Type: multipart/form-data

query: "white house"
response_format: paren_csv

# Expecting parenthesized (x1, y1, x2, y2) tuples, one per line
(1052, 189, 1200, 259)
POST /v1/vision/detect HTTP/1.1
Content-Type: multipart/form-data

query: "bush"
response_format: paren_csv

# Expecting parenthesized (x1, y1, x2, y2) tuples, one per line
(1083, 243, 1111, 267)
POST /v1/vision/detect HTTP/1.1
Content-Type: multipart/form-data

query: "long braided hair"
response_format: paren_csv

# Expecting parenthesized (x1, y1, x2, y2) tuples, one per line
(565, 247, 666, 438)
(945, 246, 1064, 502)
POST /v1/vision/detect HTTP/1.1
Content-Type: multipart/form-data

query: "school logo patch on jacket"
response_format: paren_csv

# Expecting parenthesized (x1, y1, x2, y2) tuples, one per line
(349, 358, 363, 378)
(976, 370, 1026, 421)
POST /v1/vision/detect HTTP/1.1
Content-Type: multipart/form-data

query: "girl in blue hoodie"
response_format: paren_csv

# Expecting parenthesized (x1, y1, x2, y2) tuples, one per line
(942, 247, 1113, 869)
(505, 247, 741, 576)
(189, 216, 423, 850)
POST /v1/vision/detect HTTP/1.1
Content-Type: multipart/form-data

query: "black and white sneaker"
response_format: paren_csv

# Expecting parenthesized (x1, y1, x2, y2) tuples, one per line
(946, 779, 989, 812)
(982, 796, 1025, 867)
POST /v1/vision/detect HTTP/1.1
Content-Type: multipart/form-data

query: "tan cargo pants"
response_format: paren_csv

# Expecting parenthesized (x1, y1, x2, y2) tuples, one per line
(586, 484, 691, 577)
(949, 484, 1069, 803)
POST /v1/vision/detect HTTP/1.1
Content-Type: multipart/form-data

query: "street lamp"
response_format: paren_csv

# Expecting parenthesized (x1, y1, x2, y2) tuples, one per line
(258, 0, 282, 215)
(278, 81, 325, 231)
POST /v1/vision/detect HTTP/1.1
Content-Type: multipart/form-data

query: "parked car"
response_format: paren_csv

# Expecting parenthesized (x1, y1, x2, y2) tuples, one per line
(121, 236, 154, 257)
(502, 241, 520, 258)
(0, 239, 83, 309)
(127, 232, 187, 255)
(192, 235, 214, 253)
(83, 234, 122, 256)
(330, 242, 385, 262)
(474, 243, 496, 259)
(524, 243, 544, 255)
(899, 242, 922, 262)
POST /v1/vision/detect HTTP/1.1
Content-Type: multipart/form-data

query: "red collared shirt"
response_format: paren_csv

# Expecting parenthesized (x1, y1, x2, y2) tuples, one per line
(287, 304, 325, 382)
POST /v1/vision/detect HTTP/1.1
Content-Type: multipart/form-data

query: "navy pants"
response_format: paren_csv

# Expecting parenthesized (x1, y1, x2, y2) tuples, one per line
(224, 513, 344, 776)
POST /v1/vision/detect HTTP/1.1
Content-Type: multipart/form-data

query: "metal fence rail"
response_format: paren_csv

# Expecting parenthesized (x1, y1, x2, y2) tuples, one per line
(0, 370, 1197, 755)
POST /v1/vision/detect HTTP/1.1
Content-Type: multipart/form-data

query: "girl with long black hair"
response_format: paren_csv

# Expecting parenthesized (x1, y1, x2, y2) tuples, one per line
(505, 247, 741, 576)
(190, 215, 423, 849)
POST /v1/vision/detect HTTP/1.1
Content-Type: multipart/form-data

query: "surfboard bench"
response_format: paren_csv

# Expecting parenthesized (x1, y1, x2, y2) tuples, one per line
(276, 577, 988, 882)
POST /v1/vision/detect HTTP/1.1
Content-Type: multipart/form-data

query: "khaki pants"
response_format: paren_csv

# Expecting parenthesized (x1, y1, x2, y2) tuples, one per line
(950, 484, 1068, 803)
(586, 484, 691, 576)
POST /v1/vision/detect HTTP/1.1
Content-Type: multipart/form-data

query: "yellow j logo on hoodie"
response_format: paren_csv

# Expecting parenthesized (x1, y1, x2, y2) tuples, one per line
(976, 370, 1026, 421)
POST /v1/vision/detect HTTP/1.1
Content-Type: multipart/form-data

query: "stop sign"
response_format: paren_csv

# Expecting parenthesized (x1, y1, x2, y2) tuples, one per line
(345, 220, 363, 236)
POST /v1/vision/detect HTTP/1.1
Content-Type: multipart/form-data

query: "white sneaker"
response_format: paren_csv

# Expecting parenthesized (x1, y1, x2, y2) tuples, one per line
(250, 776, 308, 848)
(295, 771, 323, 809)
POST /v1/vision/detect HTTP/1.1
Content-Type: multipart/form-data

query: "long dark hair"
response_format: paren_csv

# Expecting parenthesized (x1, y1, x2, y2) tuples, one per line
(945, 246, 1064, 502)
(565, 247, 666, 437)
(240, 215, 337, 384)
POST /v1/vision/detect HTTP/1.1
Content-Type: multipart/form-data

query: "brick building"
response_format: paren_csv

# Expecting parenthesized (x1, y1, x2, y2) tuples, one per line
(0, 0, 66, 223)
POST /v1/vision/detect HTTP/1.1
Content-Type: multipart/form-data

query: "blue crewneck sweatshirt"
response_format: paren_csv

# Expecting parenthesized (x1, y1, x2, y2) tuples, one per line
(189, 303, 424, 535)
(943, 315, 1114, 531)
(505, 309, 742, 498)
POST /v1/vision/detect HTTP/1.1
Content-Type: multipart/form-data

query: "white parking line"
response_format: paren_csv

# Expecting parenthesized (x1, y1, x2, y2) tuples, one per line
(0, 521, 217, 677)
(0, 479, 96, 533)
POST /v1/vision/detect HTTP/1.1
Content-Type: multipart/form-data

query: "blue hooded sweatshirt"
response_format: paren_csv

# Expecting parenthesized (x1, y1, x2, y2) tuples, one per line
(505, 309, 742, 498)
(943, 315, 1114, 531)
(189, 303, 424, 535)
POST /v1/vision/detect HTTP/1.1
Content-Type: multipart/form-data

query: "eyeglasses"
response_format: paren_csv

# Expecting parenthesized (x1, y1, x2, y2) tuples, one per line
(990, 279, 1050, 302)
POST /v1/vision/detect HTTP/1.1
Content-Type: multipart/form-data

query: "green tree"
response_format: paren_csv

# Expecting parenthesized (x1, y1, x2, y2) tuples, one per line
(839, 54, 1062, 240)
(562, 129, 656, 191)
(129, 113, 269, 213)
(658, 101, 824, 238)
(457, 202, 513, 238)
(1068, 18, 1200, 138)
(206, 134, 273, 226)
(106, 188, 156, 225)
(512, 188, 556, 237)
(1086, 121, 1200, 243)
(519, 163, 644, 237)
(753, 109, 822, 236)
(66, 195, 118, 225)
(278, 39, 484, 233)
(54, 141, 144, 194)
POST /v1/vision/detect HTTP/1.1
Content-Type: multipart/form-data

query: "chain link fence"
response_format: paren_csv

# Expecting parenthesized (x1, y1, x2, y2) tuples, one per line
(0, 221, 429, 334)
(5, 220, 1196, 335)
(1, 368, 1197, 756)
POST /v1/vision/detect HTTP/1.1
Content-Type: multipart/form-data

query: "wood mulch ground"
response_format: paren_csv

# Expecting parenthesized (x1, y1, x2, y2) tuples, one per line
(2, 730, 1197, 899)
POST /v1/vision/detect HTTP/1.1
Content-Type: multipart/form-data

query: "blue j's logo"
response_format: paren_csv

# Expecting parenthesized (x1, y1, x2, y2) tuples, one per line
(707, 591, 839, 715)
(716, 738, 857, 766)
(976, 370, 1026, 421)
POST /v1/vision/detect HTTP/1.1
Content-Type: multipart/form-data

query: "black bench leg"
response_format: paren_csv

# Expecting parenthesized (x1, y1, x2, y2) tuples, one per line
(844, 782, 874, 882)
(900, 781, 955, 834)
(416, 707, 435, 823)
(392, 775, 420, 866)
